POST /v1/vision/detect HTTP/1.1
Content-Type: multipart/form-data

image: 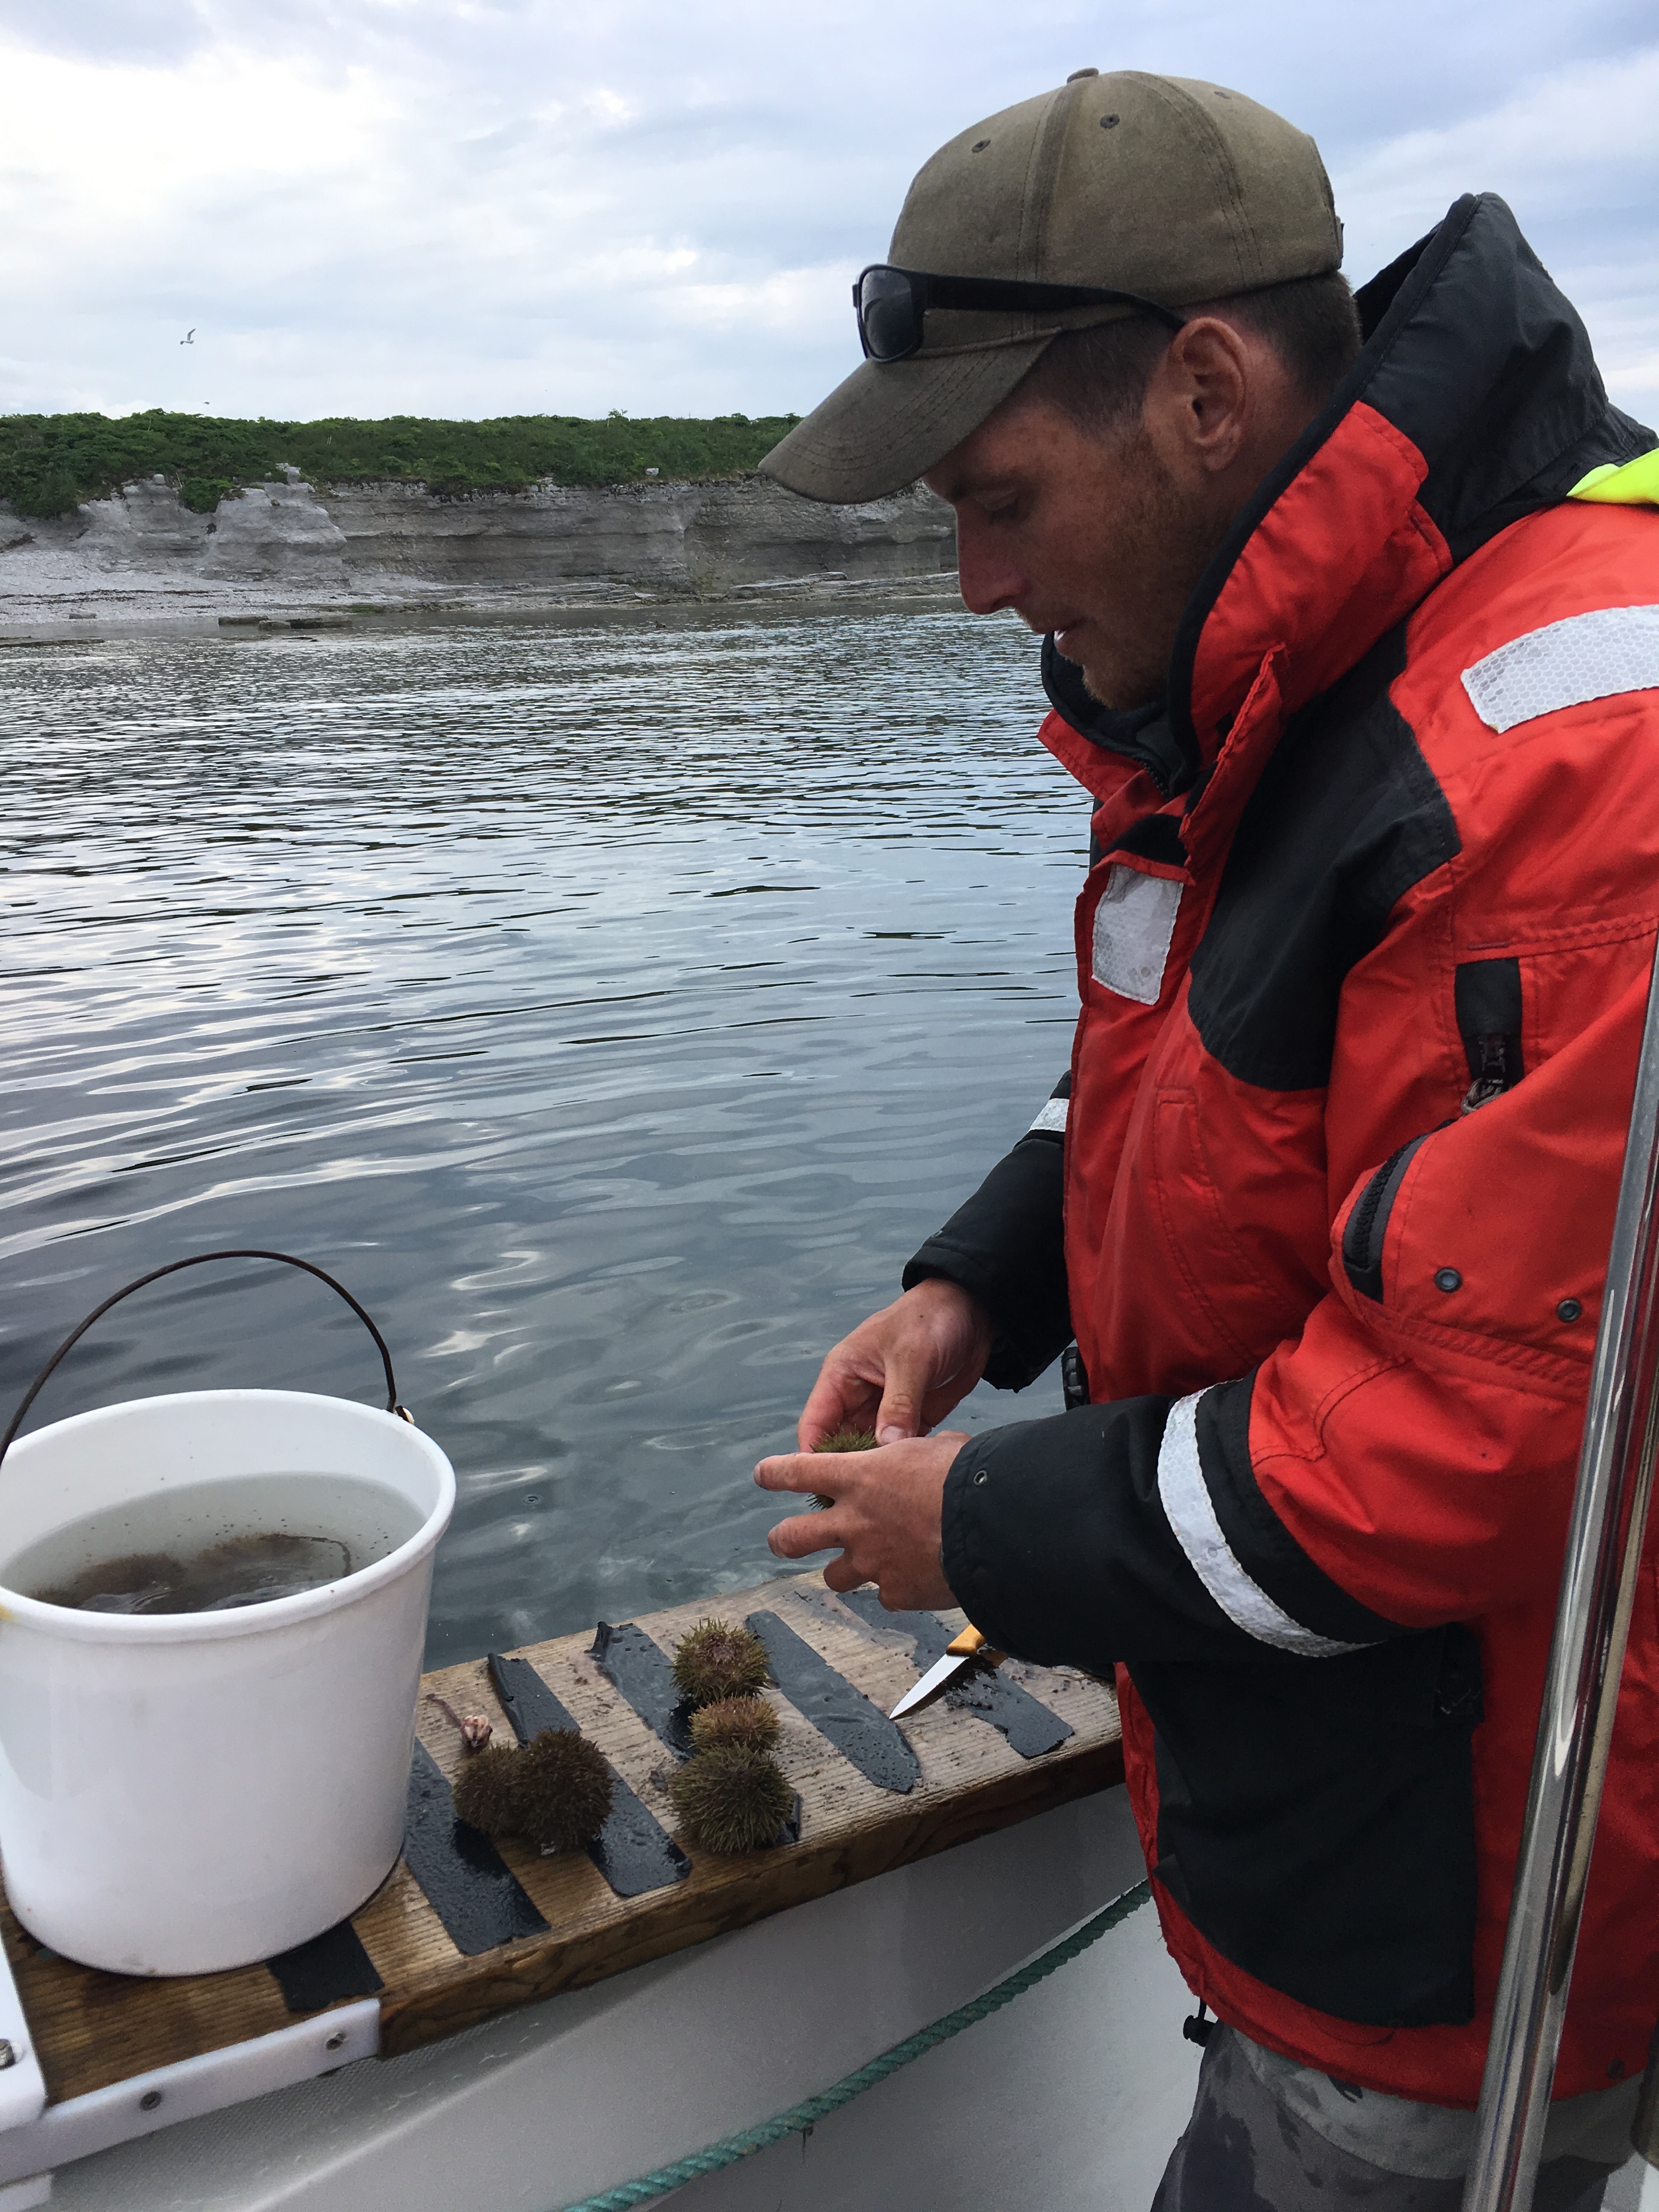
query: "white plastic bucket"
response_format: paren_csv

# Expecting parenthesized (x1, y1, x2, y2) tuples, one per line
(0, 1388, 454, 1975)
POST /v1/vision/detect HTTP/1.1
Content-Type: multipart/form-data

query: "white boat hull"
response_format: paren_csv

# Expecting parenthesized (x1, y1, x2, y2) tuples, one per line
(38, 1787, 1201, 2211)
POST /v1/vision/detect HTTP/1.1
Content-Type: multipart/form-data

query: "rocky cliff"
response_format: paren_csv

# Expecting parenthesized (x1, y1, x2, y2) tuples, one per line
(0, 469, 956, 623)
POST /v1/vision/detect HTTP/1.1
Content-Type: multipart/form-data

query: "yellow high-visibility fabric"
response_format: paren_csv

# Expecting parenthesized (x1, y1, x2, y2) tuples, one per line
(1570, 450, 1659, 505)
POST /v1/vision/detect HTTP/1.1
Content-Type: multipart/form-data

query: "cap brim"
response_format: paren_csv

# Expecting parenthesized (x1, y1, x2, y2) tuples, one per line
(759, 340, 1053, 504)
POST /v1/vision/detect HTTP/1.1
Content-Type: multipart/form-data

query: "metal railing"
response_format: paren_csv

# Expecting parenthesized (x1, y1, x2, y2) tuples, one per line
(1464, 949, 1659, 2210)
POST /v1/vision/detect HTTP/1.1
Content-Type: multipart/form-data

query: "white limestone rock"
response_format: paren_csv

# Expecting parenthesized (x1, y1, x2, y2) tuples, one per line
(0, 469, 955, 621)
(318, 476, 953, 597)
(203, 477, 348, 584)
(75, 476, 212, 569)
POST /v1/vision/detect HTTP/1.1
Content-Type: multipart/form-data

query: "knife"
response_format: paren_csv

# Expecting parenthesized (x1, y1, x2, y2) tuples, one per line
(889, 1623, 1006, 1719)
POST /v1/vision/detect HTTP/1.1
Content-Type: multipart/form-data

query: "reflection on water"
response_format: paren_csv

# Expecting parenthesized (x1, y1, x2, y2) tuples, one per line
(0, 607, 1082, 1664)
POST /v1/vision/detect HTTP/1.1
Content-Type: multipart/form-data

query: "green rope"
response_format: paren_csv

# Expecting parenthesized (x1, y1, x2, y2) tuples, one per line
(550, 1875, 1153, 2212)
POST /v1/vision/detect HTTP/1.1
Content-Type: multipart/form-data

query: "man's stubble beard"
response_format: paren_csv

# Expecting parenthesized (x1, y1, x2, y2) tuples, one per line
(1076, 426, 1227, 713)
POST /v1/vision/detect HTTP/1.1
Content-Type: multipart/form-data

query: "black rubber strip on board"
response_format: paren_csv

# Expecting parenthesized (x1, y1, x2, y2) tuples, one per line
(590, 1622, 696, 1756)
(588, 1623, 803, 1847)
(487, 1652, 691, 1898)
(403, 1739, 550, 1956)
(266, 1919, 385, 2013)
(487, 1650, 580, 1742)
(745, 1610, 919, 1794)
(838, 1590, 1074, 1759)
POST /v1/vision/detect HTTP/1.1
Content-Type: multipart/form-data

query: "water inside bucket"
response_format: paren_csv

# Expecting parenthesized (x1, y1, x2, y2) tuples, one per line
(3, 1471, 425, 1616)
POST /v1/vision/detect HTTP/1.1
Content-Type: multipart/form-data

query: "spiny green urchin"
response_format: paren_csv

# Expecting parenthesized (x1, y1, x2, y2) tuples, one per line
(671, 1618, 770, 1707)
(670, 1746, 793, 1855)
(516, 1729, 614, 1852)
(689, 1695, 781, 1756)
(450, 1744, 526, 1838)
(808, 1427, 879, 1509)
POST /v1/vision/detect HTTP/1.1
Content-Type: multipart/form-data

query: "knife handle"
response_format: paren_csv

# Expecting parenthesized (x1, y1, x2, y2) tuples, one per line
(945, 1624, 1005, 1666)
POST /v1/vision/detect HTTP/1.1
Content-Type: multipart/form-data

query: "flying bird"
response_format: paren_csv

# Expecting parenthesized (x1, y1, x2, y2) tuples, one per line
(180, 329, 195, 345)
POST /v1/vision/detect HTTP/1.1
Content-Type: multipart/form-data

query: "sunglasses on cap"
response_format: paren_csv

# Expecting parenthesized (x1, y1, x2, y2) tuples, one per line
(853, 264, 1186, 364)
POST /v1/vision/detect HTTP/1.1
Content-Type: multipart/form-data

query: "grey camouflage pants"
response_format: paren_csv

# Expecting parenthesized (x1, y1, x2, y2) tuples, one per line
(1152, 2027, 1618, 2211)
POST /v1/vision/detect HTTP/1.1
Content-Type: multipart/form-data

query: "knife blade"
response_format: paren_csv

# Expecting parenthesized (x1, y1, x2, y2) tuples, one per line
(889, 1623, 1006, 1719)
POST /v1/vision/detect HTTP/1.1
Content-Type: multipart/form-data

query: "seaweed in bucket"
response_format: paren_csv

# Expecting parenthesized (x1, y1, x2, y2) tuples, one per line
(34, 1530, 356, 1615)
(7, 1468, 424, 1618)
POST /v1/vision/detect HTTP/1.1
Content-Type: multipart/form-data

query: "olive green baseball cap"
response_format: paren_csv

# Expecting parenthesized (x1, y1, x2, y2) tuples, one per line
(760, 69, 1341, 504)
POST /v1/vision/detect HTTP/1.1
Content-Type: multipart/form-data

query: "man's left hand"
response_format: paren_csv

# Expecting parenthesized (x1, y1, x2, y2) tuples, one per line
(754, 1432, 966, 1609)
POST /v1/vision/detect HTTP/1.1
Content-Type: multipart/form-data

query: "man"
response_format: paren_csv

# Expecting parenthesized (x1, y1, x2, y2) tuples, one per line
(749, 66, 1659, 2211)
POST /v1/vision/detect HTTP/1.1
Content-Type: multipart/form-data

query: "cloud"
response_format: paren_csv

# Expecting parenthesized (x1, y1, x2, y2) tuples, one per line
(0, 2, 1654, 422)
(1338, 44, 1659, 229)
(1330, 44, 1659, 415)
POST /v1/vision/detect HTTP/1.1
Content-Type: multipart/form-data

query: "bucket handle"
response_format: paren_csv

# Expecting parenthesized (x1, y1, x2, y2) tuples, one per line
(0, 1250, 411, 1470)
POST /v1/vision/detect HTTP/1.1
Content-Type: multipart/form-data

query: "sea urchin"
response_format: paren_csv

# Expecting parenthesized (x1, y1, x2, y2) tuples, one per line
(689, 1695, 781, 1756)
(671, 1745, 793, 1855)
(808, 1427, 878, 1509)
(516, 1729, 614, 1852)
(449, 1730, 613, 1851)
(450, 1744, 525, 1838)
(671, 1618, 770, 1707)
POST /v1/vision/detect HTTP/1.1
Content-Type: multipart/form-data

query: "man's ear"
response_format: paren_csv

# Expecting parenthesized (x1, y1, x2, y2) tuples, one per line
(1142, 317, 1252, 480)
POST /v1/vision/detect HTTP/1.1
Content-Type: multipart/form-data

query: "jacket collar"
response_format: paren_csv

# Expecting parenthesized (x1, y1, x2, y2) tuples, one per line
(1043, 193, 1656, 795)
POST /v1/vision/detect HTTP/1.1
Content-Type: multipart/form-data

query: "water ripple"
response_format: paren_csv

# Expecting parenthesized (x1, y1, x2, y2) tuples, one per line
(1, 608, 1081, 1661)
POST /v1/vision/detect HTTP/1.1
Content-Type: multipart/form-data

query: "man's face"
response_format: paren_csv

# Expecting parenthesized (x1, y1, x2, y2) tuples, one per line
(922, 388, 1226, 712)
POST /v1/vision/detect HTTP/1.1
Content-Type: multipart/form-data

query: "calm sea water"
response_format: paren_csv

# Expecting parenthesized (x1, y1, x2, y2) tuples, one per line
(0, 607, 1084, 1665)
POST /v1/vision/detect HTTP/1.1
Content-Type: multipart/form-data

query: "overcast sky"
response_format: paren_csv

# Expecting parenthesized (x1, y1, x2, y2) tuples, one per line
(2, 1, 1655, 428)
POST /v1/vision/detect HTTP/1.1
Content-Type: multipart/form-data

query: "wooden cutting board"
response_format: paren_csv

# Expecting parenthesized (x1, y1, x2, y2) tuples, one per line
(2, 1570, 1122, 2106)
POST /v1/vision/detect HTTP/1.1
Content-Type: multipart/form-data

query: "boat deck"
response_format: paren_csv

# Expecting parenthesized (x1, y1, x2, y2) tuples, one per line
(1, 1570, 1122, 2111)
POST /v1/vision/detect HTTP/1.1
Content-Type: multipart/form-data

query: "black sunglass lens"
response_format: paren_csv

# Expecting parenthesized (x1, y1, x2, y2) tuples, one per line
(859, 270, 919, 361)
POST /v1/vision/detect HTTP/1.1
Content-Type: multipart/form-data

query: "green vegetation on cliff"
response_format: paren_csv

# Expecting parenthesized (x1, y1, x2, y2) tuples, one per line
(0, 409, 803, 517)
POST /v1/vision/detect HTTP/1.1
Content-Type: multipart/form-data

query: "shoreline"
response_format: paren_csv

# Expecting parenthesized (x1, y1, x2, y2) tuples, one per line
(0, 571, 963, 648)
(1, 471, 959, 646)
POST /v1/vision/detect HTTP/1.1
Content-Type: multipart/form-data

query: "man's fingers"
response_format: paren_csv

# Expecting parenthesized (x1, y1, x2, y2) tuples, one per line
(754, 1452, 824, 1494)
(868, 1312, 961, 1444)
(766, 1508, 838, 1560)
(873, 1378, 922, 1446)
(798, 1367, 877, 1452)
(795, 1282, 994, 1451)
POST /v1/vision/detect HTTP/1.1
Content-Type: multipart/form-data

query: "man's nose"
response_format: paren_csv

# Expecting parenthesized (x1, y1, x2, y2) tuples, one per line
(953, 511, 1028, 617)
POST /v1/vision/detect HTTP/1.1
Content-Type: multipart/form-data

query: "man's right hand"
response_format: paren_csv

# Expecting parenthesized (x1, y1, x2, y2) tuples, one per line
(797, 1278, 995, 1449)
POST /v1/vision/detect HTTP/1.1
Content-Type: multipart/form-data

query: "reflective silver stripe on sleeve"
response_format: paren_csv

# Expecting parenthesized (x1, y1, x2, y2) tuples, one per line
(1155, 1392, 1362, 1657)
(1462, 604, 1659, 734)
(1028, 1095, 1069, 1135)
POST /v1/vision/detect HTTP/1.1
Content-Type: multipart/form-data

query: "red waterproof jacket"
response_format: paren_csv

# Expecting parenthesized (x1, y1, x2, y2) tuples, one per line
(918, 194, 1659, 2103)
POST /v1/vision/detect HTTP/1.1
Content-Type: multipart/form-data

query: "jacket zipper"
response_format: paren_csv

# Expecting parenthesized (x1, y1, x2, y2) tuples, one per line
(1461, 1034, 1511, 1115)
(1342, 1135, 1430, 1304)
(1454, 958, 1523, 1113)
